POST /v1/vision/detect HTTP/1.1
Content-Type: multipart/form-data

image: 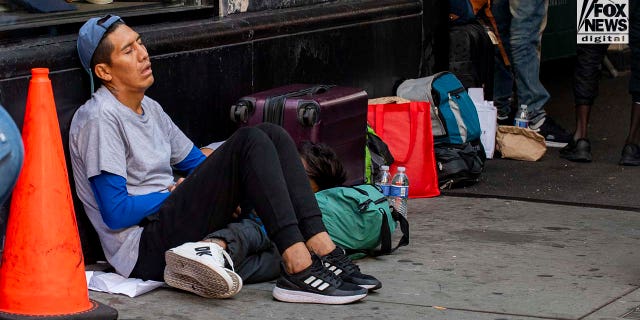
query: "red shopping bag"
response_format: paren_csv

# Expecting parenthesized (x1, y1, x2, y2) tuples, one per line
(367, 99, 440, 198)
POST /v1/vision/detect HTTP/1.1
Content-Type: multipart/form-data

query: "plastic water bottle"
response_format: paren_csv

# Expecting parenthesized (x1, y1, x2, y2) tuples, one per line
(389, 167, 409, 218)
(514, 104, 530, 128)
(375, 165, 392, 196)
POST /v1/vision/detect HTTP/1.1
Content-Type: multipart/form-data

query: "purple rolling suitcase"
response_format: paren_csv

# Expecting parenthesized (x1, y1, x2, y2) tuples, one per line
(230, 84, 367, 185)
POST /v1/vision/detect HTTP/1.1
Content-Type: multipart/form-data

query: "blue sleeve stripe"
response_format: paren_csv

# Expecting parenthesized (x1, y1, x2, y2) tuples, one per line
(174, 145, 205, 174)
(89, 171, 170, 229)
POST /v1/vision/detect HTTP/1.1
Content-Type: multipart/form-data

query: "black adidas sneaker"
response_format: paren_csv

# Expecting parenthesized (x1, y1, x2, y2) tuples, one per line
(272, 254, 367, 304)
(322, 247, 382, 290)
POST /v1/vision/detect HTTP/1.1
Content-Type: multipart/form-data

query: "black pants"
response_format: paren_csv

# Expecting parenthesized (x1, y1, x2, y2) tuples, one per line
(575, 2, 640, 105)
(573, 44, 609, 106)
(130, 123, 324, 281)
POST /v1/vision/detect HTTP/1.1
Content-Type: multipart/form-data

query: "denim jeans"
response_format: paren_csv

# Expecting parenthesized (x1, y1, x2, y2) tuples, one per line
(492, 0, 550, 124)
(0, 106, 23, 207)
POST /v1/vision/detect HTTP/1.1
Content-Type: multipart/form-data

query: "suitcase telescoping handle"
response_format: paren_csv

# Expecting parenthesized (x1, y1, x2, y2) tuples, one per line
(307, 85, 331, 95)
(229, 85, 332, 124)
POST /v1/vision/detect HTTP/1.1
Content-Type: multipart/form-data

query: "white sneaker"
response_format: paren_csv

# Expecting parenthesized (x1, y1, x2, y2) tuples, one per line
(164, 242, 242, 298)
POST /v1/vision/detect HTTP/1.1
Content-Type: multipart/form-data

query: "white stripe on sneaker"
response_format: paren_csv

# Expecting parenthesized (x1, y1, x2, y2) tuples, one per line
(311, 279, 323, 288)
(272, 287, 366, 304)
(324, 262, 343, 276)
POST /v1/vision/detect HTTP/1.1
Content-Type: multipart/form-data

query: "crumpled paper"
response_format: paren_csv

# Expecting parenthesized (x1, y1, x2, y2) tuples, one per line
(86, 271, 164, 298)
(496, 125, 547, 161)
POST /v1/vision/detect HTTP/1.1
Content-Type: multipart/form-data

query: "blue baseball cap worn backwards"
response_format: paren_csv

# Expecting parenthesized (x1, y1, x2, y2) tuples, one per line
(77, 14, 124, 92)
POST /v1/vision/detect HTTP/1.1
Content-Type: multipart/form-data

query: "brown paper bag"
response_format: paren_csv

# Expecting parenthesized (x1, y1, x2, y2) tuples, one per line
(495, 125, 546, 161)
(367, 96, 411, 105)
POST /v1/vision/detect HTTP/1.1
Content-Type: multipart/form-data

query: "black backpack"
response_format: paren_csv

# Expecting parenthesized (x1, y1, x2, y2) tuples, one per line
(434, 139, 486, 189)
(364, 125, 394, 184)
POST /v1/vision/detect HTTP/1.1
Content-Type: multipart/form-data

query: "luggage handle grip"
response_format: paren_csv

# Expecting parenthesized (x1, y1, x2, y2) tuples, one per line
(310, 85, 331, 95)
(289, 85, 334, 98)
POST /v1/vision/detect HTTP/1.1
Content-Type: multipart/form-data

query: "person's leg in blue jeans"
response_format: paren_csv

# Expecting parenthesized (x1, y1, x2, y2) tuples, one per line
(508, 0, 550, 126)
(493, 0, 571, 146)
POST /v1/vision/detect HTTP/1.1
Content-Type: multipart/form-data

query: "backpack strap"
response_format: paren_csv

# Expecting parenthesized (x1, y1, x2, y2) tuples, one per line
(424, 72, 448, 137)
(344, 186, 410, 257)
(372, 206, 409, 256)
(479, 1, 510, 66)
(361, 206, 409, 257)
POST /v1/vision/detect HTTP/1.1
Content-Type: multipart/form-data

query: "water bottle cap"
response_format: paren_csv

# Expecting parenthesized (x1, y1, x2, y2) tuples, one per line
(381, 165, 389, 170)
(520, 104, 528, 109)
(397, 166, 406, 172)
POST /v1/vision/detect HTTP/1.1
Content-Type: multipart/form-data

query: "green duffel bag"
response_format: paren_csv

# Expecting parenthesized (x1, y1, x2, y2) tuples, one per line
(316, 184, 409, 258)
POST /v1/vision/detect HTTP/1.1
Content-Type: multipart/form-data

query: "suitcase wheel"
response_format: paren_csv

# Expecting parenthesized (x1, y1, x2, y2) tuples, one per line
(297, 102, 320, 127)
(230, 100, 254, 123)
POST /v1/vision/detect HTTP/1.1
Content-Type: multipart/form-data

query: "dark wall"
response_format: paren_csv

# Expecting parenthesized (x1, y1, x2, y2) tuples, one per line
(422, 0, 449, 76)
(0, 0, 442, 263)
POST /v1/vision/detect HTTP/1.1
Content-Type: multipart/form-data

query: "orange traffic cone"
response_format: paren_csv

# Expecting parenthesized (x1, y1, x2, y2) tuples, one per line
(0, 68, 117, 319)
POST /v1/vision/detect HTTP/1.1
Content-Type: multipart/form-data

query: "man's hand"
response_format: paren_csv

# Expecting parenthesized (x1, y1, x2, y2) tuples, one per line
(168, 177, 185, 192)
(231, 206, 242, 219)
(200, 147, 214, 157)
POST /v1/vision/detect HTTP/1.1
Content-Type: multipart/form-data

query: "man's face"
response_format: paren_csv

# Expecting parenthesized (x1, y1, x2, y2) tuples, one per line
(103, 24, 154, 92)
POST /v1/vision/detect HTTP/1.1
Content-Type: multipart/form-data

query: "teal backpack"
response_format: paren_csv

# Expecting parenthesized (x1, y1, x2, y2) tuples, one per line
(316, 184, 409, 257)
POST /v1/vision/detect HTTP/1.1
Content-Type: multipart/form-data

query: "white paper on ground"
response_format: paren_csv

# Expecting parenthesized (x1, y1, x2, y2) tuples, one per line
(86, 271, 164, 298)
(474, 100, 497, 159)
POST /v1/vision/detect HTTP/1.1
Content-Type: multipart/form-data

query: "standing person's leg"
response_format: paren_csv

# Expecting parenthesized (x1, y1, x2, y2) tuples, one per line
(572, 44, 609, 140)
(560, 44, 608, 162)
(509, 0, 549, 125)
(492, 0, 515, 123)
(510, 0, 571, 146)
(621, 0, 640, 165)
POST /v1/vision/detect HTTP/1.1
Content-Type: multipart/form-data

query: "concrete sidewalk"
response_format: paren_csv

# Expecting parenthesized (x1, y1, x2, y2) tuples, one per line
(89, 196, 640, 320)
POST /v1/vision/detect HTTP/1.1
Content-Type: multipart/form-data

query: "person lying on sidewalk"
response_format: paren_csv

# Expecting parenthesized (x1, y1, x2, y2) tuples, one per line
(70, 14, 379, 304)
(191, 143, 381, 288)
(299, 141, 349, 193)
